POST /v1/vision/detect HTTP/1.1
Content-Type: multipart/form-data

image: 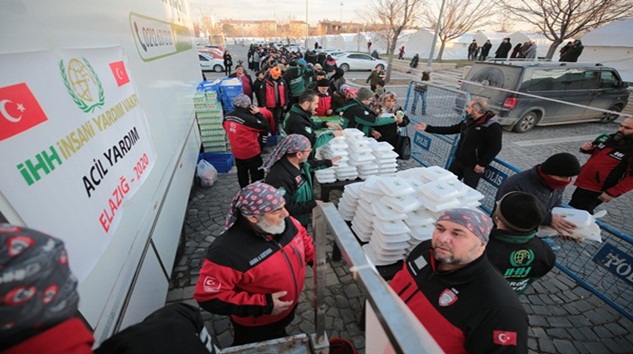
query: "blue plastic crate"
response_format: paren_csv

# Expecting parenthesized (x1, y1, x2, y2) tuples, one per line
(198, 152, 234, 173)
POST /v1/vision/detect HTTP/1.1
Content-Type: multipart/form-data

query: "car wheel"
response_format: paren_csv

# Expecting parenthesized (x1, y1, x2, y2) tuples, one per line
(599, 105, 622, 123)
(513, 111, 538, 133)
(340, 63, 350, 72)
(213, 65, 223, 73)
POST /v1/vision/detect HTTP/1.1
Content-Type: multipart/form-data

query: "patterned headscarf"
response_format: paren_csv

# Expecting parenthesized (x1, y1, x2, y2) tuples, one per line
(436, 208, 493, 244)
(233, 94, 251, 109)
(261, 134, 311, 172)
(0, 224, 79, 344)
(225, 182, 285, 230)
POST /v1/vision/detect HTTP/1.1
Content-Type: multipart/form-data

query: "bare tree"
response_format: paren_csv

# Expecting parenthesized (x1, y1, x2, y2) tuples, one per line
(362, 0, 424, 83)
(419, 0, 495, 61)
(495, 0, 633, 59)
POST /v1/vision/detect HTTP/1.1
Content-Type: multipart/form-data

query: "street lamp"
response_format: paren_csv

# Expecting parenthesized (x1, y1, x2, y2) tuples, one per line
(305, 0, 309, 47)
(427, 0, 446, 72)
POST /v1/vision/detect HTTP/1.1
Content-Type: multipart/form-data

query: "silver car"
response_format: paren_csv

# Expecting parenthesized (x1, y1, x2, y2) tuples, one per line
(335, 53, 387, 72)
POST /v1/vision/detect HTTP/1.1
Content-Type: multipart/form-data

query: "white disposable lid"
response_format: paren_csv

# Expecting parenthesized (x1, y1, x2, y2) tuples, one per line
(380, 194, 422, 214)
(420, 180, 460, 201)
(373, 218, 411, 235)
(378, 177, 415, 196)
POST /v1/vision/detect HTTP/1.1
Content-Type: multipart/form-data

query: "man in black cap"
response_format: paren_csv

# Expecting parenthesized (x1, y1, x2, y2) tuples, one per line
(496, 152, 581, 236)
(487, 192, 556, 295)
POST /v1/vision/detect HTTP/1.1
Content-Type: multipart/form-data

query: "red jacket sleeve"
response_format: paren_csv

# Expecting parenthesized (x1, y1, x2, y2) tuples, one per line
(194, 259, 272, 317)
(291, 218, 315, 265)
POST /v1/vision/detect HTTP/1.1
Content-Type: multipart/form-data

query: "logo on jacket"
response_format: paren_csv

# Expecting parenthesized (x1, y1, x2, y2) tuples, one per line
(608, 150, 625, 161)
(493, 330, 517, 346)
(305, 126, 313, 134)
(509, 249, 534, 267)
(203, 276, 222, 293)
(438, 288, 458, 307)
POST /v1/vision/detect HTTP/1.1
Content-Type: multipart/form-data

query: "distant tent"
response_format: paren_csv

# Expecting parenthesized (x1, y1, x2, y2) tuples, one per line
(405, 29, 435, 57)
(581, 18, 633, 82)
(352, 33, 370, 52)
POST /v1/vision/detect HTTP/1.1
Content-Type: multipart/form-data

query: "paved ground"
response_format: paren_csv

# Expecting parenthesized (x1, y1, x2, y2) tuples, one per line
(169, 45, 633, 353)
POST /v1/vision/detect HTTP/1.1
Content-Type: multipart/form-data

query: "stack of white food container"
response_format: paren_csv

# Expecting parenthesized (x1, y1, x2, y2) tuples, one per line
(337, 166, 491, 266)
(347, 136, 377, 180)
(338, 182, 363, 221)
(370, 140, 399, 176)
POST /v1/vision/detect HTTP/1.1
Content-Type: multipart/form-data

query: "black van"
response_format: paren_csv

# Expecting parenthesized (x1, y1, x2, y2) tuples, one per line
(460, 62, 630, 132)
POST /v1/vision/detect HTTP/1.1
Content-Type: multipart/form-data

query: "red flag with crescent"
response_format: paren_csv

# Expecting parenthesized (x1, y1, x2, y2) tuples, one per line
(0, 83, 48, 141)
(109, 61, 130, 87)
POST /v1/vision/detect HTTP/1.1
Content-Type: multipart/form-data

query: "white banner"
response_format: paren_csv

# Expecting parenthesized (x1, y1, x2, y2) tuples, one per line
(0, 47, 156, 281)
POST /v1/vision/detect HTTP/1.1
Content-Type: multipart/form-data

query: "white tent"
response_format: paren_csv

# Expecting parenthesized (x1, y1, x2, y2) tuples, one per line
(404, 29, 435, 57)
(352, 33, 370, 52)
(339, 33, 358, 51)
(371, 29, 416, 54)
(581, 18, 633, 82)
(322, 34, 343, 50)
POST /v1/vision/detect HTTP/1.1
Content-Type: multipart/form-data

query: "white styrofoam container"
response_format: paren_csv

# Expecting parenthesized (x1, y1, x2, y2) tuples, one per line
(343, 182, 363, 199)
(371, 202, 408, 221)
(373, 218, 411, 235)
(377, 177, 415, 196)
(417, 194, 462, 213)
(380, 194, 422, 214)
(404, 208, 436, 226)
(372, 227, 411, 243)
(420, 180, 460, 201)
(419, 166, 457, 181)
(551, 207, 593, 228)
(363, 244, 401, 266)
(351, 224, 372, 242)
(360, 176, 383, 194)
(408, 223, 435, 241)
(373, 150, 399, 159)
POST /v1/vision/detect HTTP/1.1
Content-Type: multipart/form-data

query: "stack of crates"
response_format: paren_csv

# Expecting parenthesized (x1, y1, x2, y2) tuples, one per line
(195, 81, 230, 152)
(218, 77, 243, 114)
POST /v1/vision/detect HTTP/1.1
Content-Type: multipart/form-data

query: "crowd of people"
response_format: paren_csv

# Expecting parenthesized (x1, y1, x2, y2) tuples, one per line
(466, 37, 584, 62)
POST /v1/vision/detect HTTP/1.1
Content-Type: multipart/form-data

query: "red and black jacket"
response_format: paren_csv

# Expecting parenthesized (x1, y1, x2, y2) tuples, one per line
(261, 77, 288, 109)
(390, 240, 528, 354)
(223, 107, 270, 160)
(315, 93, 332, 116)
(194, 216, 314, 327)
(574, 134, 633, 197)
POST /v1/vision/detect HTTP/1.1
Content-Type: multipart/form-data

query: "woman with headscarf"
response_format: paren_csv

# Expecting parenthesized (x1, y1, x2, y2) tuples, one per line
(328, 67, 346, 94)
(366, 64, 386, 91)
(263, 134, 339, 226)
(371, 92, 410, 149)
(322, 55, 337, 74)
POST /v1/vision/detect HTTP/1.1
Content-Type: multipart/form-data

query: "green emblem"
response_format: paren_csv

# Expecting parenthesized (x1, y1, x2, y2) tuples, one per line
(510, 249, 534, 267)
(59, 57, 105, 113)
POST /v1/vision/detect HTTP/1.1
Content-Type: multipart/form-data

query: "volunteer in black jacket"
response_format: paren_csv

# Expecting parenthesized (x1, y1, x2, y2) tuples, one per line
(283, 90, 343, 150)
(488, 191, 556, 295)
(413, 98, 502, 188)
(263, 134, 339, 226)
(194, 182, 315, 346)
(390, 208, 528, 353)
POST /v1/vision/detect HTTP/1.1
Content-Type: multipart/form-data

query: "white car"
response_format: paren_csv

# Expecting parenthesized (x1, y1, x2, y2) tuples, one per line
(335, 53, 387, 72)
(198, 52, 225, 72)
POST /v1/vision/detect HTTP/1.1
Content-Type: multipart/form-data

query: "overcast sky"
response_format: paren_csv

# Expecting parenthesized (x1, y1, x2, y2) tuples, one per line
(190, 0, 388, 24)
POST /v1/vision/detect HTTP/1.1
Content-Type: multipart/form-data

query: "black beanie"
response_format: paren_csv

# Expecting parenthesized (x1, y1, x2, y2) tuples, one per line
(317, 78, 330, 87)
(495, 192, 545, 232)
(540, 152, 581, 177)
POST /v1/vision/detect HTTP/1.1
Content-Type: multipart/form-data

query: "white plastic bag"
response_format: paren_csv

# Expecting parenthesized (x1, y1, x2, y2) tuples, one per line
(197, 159, 218, 187)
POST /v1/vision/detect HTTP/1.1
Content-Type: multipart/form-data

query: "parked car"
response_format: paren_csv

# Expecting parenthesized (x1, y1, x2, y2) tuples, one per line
(334, 53, 387, 72)
(460, 62, 630, 132)
(284, 44, 307, 52)
(318, 49, 346, 57)
(199, 52, 225, 72)
(198, 48, 223, 59)
(200, 44, 224, 52)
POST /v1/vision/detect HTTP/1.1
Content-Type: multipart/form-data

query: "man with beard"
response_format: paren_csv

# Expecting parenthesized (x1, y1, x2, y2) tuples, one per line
(413, 98, 502, 188)
(194, 182, 315, 346)
(263, 134, 340, 226)
(390, 208, 528, 353)
(283, 90, 343, 150)
(495, 152, 581, 236)
(569, 117, 633, 213)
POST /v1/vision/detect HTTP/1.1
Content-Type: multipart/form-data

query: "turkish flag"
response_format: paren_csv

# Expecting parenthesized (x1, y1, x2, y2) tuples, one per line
(0, 83, 48, 141)
(493, 330, 518, 346)
(109, 61, 130, 87)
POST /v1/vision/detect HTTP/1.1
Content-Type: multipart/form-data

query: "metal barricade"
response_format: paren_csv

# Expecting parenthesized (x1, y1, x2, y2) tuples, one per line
(312, 204, 444, 354)
(403, 81, 470, 169)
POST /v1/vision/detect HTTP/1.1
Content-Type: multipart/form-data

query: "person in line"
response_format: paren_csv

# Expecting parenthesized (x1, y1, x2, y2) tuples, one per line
(390, 208, 528, 353)
(337, 87, 377, 135)
(523, 41, 537, 60)
(488, 192, 556, 295)
(0, 224, 212, 354)
(569, 117, 633, 213)
(228, 64, 253, 101)
(413, 98, 502, 188)
(252, 70, 266, 107)
(223, 50, 233, 76)
(223, 94, 271, 188)
(283, 90, 343, 151)
(558, 41, 574, 59)
(510, 43, 523, 59)
(495, 37, 512, 59)
(306, 69, 327, 91)
(331, 84, 357, 113)
(263, 134, 339, 226)
(194, 182, 315, 346)
(323, 55, 337, 75)
(495, 152, 581, 236)
(260, 66, 288, 135)
(314, 78, 334, 116)
(411, 71, 431, 115)
(559, 40, 584, 62)
(366, 64, 386, 92)
(282, 60, 307, 106)
(371, 91, 410, 149)
(328, 67, 346, 95)
(479, 40, 492, 61)
(467, 40, 478, 61)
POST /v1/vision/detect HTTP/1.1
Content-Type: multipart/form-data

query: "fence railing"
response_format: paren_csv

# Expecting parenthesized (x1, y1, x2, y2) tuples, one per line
(402, 80, 633, 322)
